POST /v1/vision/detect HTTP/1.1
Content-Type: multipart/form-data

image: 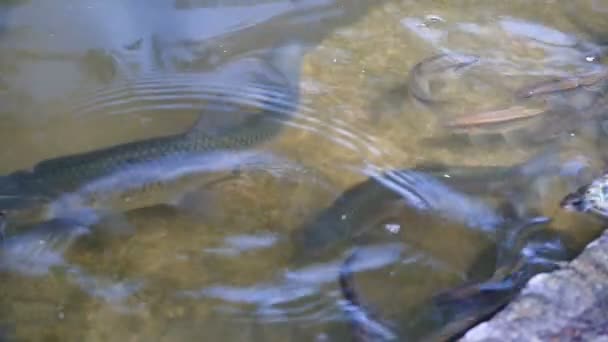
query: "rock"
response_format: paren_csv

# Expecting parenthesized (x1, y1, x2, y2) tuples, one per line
(460, 229, 608, 342)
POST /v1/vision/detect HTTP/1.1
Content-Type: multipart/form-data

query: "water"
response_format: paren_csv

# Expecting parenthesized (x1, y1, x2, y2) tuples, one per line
(0, 0, 607, 340)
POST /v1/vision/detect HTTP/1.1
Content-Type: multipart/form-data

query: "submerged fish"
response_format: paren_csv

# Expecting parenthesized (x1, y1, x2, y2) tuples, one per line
(337, 246, 512, 342)
(292, 168, 504, 260)
(338, 223, 568, 342)
(0, 42, 306, 231)
(515, 68, 608, 99)
(407, 53, 479, 104)
(292, 145, 585, 259)
(444, 105, 549, 134)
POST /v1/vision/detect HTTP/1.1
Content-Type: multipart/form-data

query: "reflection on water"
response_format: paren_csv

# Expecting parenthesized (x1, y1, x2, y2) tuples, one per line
(1, 0, 608, 341)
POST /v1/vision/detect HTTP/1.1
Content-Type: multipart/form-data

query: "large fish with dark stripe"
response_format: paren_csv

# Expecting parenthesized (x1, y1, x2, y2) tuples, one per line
(0, 42, 306, 232)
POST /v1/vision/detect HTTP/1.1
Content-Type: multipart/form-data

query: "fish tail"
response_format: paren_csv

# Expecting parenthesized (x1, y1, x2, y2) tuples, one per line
(262, 40, 310, 89)
(0, 219, 91, 276)
(339, 250, 362, 306)
(338, 249, 397, 342)
(0, 174, 25, 205)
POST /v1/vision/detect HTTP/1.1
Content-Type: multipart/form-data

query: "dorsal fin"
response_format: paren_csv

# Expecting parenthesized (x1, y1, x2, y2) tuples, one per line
(187, 41, 308, 136)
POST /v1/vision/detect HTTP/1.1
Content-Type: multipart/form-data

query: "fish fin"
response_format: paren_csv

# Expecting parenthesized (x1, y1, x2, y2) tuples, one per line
(0, 219, 91, 276)
(496, 216, 551, 271)
(167, 171, 241, 221)
(257, 40, 308, 91)
(187, 42, 307, 136)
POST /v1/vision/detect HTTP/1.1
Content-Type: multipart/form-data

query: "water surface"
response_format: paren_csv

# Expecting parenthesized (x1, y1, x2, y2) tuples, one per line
(1, 0, 607, 340)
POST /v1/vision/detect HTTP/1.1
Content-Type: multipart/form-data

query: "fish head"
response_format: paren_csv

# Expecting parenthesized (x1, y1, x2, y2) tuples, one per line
(263, 41, 310, 90)
(560, 187, 590, 212)
(0, 174, 51, 229)
(559, 181, 608, 219)
(0, 197, 51, 229)
(0, 201, 47, 230)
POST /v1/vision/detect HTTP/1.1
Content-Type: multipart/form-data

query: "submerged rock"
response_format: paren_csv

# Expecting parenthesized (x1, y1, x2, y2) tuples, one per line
(460, 229, 608, 342)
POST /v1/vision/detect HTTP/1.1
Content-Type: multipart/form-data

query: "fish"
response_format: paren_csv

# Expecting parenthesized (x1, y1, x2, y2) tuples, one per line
(515, 68, 608, 99)
(337, 223, 569, 342)
(0, 42, 307, 231)
(292, 145, 587, 260)
(444, 105, 549, 134)
(291, 168, 505, 260)
(337, 246, 514, 342)
(422, 262, 549, 342)
(560, 173, 608, 219)
(407, 53, 479, 105)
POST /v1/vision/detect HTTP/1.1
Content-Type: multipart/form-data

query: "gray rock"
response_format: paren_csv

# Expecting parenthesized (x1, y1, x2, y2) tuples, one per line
(461, 229, 608, 342)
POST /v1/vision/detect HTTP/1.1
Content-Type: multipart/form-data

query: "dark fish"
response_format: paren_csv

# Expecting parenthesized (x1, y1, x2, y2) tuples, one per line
(0, 42, 306, 230)
(425, 217, 565, 342)
(292, 146, 584, 259)
(423, 266, 537, 342)
(515, 68, 608, 99)
(338, 223, 569, 342)
(337, 247, 513, 342)
(408, 53, 479, 104)
(291, 169, 503, 259)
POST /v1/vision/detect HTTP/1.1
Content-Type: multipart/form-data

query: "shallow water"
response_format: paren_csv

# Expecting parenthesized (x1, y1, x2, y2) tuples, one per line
(1, 0, 608, 341)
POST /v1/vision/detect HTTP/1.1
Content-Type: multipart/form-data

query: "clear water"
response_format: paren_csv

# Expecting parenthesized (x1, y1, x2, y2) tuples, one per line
(0, 0, 607, 340)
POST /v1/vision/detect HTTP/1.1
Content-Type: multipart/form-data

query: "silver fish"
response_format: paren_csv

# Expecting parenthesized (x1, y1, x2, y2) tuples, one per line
(0, 42, 307, 230)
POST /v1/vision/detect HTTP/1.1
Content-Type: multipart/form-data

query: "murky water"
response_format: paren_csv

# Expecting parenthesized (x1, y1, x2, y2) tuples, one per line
(1, 0, 608, 341)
